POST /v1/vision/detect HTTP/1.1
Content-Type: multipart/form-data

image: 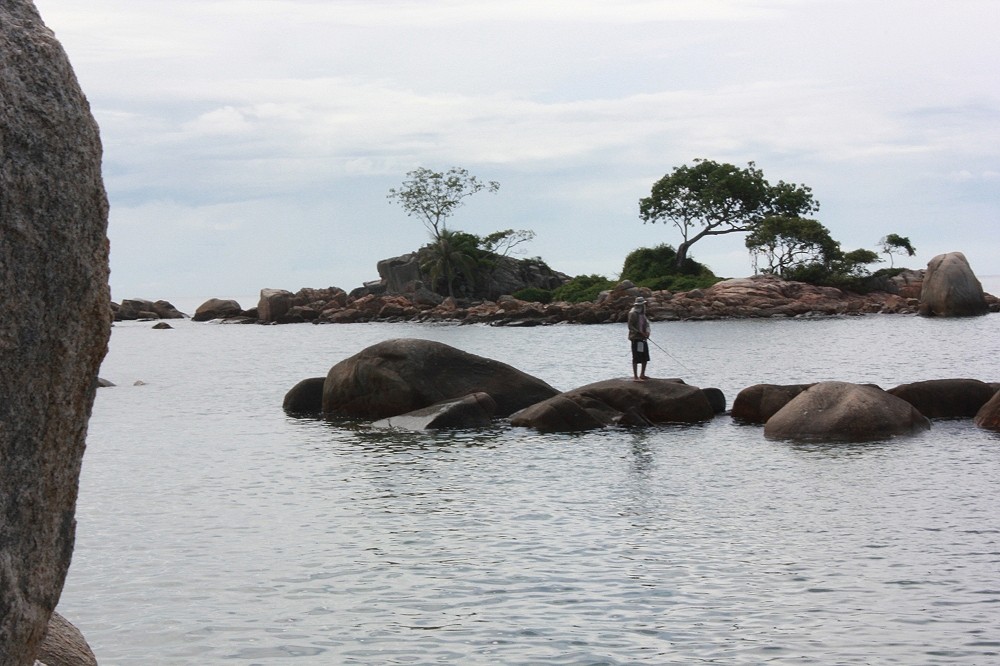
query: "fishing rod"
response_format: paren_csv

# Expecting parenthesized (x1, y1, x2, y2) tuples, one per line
(647, 337, 693, 373)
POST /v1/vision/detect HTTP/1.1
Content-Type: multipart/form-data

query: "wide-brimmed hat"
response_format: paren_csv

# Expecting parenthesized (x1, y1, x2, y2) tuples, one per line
(634, 296, 646, 305)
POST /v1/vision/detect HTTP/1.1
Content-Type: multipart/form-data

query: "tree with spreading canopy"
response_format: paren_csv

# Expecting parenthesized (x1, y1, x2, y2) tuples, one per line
(639, 159, 819, 270)
(745, 216, 841, 277)
(878, 233, 916, 267)
(387, 166, 501, 298)
(387, 166, 500, 240)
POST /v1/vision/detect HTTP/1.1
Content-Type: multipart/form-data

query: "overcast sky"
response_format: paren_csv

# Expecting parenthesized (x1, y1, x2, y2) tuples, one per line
(34, 0, 1000, 304)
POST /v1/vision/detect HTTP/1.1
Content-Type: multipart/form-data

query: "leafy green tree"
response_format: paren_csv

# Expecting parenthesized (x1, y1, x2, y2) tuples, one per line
(387, 166, 500, 239)
(878, 233, 916, 267)
(836, 248, 881, 278)
(388, 166, 500, 297)
(639, 159, 818, 270)
(620, 244, 718, 291)
(553, 274, 616, 303)
(745, 216, 841, 277)
(420, 229, 481, 299)
(478, 229, 536, 258)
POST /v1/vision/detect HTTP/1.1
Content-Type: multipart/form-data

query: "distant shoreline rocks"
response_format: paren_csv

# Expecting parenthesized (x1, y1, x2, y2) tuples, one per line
(178, 272, 998, 326)
(112, 252, 998, 325)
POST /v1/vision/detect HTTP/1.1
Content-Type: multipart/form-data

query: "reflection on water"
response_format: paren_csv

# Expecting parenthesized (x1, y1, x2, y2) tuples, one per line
(62, 316, 1000, 664)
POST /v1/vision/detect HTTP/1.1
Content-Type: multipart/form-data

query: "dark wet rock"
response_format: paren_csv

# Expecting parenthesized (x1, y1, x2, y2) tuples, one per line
(764, 382, 930, 442)
(115, 298, 185, 321)
(918, 252, 988, 317)
(282, 377, 326, 416)
(511, 378, 716, 433)
(151, 322, 173, 330)
(732, 383, 814, 424)
(888, 378, 996, 419)
(372, 392, 497, 430)
(322, 338, 559, 420)
(1, 2, 111, 661)
(702, 387, 727, 414)
(510, 395, 608, 433)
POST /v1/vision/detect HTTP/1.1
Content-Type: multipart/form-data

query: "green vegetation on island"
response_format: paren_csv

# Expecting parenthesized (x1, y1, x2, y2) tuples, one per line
(388, 160, 920, 304)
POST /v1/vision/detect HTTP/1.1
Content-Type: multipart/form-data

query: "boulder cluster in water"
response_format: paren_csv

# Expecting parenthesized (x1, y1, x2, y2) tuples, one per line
(114, 253, 999, 326)
(284, 339, 1000, 440)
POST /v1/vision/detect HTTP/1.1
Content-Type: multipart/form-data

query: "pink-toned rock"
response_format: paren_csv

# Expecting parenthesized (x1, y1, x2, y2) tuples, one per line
(764, 382, 930, 442)
(919, 252, 988, 317)
(193, 298, 243, 321)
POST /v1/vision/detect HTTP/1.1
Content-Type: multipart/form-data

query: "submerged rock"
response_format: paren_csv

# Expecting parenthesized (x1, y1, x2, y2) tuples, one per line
(511, 378, 717, 433)
(371, 392, 497, 430)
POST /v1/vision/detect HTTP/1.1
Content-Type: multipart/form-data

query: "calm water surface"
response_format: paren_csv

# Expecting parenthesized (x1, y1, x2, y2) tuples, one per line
(61, 314, 1000, 664)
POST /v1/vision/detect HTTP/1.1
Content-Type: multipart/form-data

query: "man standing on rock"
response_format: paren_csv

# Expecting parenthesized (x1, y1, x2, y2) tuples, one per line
(628, 296, 651, 380)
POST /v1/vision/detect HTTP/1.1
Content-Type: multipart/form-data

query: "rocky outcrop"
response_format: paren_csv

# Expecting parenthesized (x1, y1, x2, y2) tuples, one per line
(731, 383, 814, 424)
(764, 382, 930, 442)
(35, 611, 97, 666)
(258, 288, 294, 323)
(887, 378, 996, 419)
(510, 378, 717, 433)
(113, 298, 186, 321)
(919, 252, 988, 317)
(376, 250, 570, 301)
(1, 3, 111, 663)
(322, 339, 560, 420)
(193, 298, 245, 321)
(974, 391, 1000, 430)
(372, 392, 497, 430)
(195, 269, 999, 326)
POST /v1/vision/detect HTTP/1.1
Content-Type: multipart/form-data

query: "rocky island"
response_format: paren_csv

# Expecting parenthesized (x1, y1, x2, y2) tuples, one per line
(115, 251, 997, 326)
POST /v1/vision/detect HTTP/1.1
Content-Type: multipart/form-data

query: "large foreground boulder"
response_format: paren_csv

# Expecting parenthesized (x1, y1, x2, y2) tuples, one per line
(887, 378, 996, 418)
(1, 3, 111, 663)
(322, 339, 560, 419)
(511, 378, 717, 433)
(919, 252, 988, 317)
(731, 383, 814, 424)
(764, 382, 930, 442)
(974, 391, 1000, 430)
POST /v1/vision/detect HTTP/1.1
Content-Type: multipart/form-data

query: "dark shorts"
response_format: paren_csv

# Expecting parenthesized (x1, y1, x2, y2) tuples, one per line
(631, 339, 650, 363)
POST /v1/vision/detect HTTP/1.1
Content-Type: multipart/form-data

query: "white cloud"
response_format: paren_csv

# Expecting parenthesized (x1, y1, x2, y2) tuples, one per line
(31, 0, 1000, 299)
